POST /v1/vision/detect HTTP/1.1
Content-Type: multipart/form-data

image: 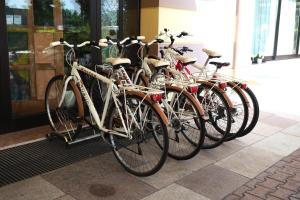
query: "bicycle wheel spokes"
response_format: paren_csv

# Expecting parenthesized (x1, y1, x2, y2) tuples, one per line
(163, 89, 205, 160)
(108, 95, 168, 176)
(197, 85, 231, 149)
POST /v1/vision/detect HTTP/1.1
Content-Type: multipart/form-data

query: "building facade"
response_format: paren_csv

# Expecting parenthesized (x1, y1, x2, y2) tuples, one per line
(1, 0, 300, 133)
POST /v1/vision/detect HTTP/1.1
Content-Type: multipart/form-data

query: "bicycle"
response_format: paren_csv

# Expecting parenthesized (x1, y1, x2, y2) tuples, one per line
(44, 38, 169, 176)
(90, 36, 206, 160)
(141, 31, 233, 148)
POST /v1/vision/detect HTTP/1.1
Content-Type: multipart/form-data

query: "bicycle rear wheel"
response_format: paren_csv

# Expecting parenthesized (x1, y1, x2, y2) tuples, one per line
(237, 86, 259, 137)
(107, 93, 169, 176)
(197, 84, 231, 149)
(224, 82, 249, 141)
(45, 75, 84, 138)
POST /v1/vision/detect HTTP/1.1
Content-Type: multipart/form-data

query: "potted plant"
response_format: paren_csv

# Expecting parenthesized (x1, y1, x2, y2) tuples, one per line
(251, 53, 264, 64)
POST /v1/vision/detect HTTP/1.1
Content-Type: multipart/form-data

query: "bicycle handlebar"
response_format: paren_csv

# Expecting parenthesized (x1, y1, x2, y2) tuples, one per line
(48, 38, 108, 49)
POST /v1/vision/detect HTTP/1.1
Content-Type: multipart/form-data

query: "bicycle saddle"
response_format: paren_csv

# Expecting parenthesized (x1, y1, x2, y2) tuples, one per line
(147, 58, 170, 68)
(106, 57, 131, 67)
(209, 61, 230, 69)
(202, 48, 222, 58)
(175, 55, 197, 65)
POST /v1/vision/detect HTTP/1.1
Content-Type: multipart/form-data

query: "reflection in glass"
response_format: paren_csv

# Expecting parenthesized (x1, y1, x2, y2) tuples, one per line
(33, 0, 54, 26)
(101, 0, 119, 39)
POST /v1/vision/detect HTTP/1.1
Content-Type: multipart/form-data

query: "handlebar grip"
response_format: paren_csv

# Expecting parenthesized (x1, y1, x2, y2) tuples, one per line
(136, 36, 145, 40)
(50, 41, 61, 47)
(98, 42, 108, 47)
(99, 38, 107, 43)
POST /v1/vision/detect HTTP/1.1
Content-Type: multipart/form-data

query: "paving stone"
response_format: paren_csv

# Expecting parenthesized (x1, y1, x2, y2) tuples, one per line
(262, 116, 298, 129)
(245, 179, 264, 188)
(42, 152, 157, 200)
(232, 185, 252, 197)
(252, 122, 282, 137)
(240, 193, 264, 200)
(275, 160, 290, 168)
(277, 165, 300, 176)
(256, 172, 272, 181)
(282, 156, 297, 163)
(290, 191, 300, 199)
(267, 171, 292, 183)
(54, 195, 76, 200)
(177, 165, 249, 200)
(265, 166, 280, 174)
(216, 147, 282, 178)
(247, 185, 274, 199)
(266, 195, 282, 200)
(0, 176, 64, 200)
(222, 194, 241, 200)
(289, 160, 300, 169)
(138, 152, 214, 189)
(281, 179, 300, 192)
(141, 184, 209, 200)
(269, 187, 296, 199)
(252, 133, 300, 156)
(292, 173, 300, 182)
(257, 178, 282, 189)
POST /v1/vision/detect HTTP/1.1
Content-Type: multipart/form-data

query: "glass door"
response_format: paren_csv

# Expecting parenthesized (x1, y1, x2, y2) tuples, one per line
(252, 0, 279, 57)
(5, 0, 90, 118)
(277, 0, 300, 55)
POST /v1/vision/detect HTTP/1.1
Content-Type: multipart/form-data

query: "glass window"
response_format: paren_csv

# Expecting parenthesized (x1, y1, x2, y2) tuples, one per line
(277, 0, 300, 55)
(252, 0, 278, 57)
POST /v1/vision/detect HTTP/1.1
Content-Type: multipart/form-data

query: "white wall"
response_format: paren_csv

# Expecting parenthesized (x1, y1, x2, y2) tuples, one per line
(158, 0, 237, 65)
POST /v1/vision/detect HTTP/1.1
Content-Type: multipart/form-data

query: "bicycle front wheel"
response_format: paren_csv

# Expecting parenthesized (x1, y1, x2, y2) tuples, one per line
(45, 75, 84, 138)
(107, 93, 169, 176)
(163, 86, 206, 160)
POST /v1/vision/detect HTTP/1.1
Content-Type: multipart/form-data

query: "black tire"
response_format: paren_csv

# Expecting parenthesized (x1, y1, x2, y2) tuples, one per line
(224, 83, 249, 141)
(162, 86, 206, 160)
(238, 86, 259, 137)
(197, 84, 232, 149)
(107, 94, 169, 176)
(45, 75, 83, 138)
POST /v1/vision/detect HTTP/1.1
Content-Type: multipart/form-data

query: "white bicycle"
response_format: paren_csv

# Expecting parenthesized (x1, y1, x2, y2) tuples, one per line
(44, 39, 169, 176)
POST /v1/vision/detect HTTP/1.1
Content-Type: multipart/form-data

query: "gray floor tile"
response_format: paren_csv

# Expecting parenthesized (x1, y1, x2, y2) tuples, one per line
(0, 176, 64, 200)
(138, 152, 214, 189)
(176, 165, 249, 200)
(252, 132, 300, 156)
(200, 141, 244, 161)
(281, 123, 300, 137)
(215, 146, 282, 178)
(141, 183, 210, 200)
(262, 115, 298, 129)
(42, 152, 157, 200)
(54, 195, 76, 200)
(231, 133, 265, 146)
(252, 122, 282, 137)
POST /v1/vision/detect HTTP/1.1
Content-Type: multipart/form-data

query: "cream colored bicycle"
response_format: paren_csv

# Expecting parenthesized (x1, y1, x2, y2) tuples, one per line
(44, 39, 169, 176)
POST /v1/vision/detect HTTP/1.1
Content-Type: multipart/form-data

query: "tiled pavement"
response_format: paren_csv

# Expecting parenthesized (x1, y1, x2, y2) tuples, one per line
(1, 60, 300, 199)
(0, 111, 299, 200)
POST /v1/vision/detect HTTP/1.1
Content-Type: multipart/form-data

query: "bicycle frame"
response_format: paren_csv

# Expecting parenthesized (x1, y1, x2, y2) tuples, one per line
(59, 61, 133, 138)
